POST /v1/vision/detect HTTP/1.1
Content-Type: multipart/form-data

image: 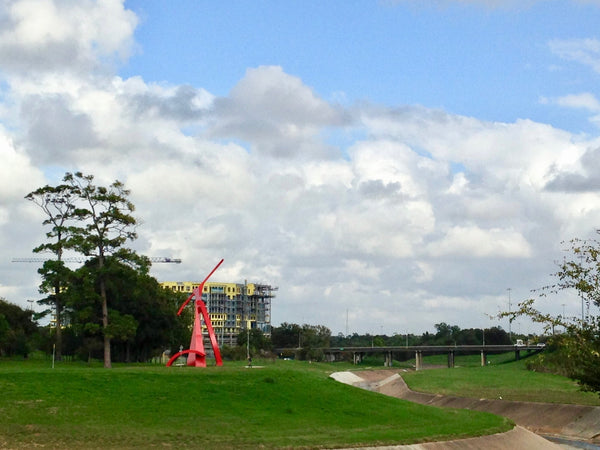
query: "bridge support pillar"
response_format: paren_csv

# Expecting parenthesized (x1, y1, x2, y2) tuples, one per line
(481, 350, 487, 366)
(415, 350, 423, 371)
(384, 351, 393, 367)
(515, 349, 520, 361)
(353, 352, 363, 365)
(447, 350, 455, 368)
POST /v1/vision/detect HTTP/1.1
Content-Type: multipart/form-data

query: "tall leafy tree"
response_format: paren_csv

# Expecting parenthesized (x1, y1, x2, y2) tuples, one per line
(505, 230, 600, 394)
(271, 323, 331, 361)
(66, 258, 190, 362)
(271, 322, 303, 348)
(64, 172, 138, 368)
(25, 184, 77, 360)
(0, 298, 38, 357)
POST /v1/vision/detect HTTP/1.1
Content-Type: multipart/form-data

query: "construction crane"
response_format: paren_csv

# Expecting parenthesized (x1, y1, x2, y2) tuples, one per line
(12, 257, 181, 264)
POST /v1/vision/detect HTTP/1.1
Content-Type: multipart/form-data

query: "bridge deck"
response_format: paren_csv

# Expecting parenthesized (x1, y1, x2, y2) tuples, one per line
(277, 344, 543, 353)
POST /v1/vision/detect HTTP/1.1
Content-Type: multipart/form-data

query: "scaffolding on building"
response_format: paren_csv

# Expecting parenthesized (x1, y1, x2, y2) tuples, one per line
(160, 280, 277, 347)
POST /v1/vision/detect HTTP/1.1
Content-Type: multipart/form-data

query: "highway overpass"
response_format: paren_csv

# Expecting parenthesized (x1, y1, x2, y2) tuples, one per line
(276, 344, 545, 369)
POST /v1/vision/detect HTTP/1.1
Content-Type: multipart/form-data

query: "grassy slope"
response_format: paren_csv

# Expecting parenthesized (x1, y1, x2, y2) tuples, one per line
(0, 359, 511, 449)
(401, 354, 600, 406)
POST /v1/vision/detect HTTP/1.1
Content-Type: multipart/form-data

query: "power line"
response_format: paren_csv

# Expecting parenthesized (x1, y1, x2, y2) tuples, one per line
(12, 257, 181, 264)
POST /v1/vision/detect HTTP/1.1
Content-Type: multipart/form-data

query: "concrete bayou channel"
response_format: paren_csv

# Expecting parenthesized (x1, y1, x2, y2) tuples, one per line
(331, 370, 600, 450)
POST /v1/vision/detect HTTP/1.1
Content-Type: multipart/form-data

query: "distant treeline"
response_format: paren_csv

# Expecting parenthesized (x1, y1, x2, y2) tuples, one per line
(330, 322, 514, 348)
(270, 321, 514, 349)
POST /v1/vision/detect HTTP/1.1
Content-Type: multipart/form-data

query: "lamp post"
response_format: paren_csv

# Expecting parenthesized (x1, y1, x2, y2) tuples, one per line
(507, 288, 512, 343)
(246, 327, 250, 361)
(579, 254, 585, 325)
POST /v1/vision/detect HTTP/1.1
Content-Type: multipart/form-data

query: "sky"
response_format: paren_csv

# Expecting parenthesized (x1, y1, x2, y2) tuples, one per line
(2, 0, 600, 337)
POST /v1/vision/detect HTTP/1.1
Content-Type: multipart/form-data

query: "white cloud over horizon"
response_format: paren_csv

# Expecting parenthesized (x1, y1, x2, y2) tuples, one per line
(1, 0, 600, 337)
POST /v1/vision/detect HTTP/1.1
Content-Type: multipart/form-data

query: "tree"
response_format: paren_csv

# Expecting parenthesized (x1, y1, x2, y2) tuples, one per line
(271, 322, 303, 348)
(25, 184, 77, 361)
(271, 323, 331, 361)
(504, 231, 600, 394)
(64, 172, 138, 368)
(236, 328, 272, 356)
(434, 322, 461, 345)
(65, 257, 190, 363)
(0, 298, 38, 357)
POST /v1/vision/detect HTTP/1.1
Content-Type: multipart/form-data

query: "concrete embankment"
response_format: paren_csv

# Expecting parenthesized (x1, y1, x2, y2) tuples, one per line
(345, 426, 560, 449)
(331, 370, 600, 449)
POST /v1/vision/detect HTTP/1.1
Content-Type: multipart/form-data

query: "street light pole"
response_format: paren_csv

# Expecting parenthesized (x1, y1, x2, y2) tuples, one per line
(507, 288, 512, 343)
(579, 254, 585, 325)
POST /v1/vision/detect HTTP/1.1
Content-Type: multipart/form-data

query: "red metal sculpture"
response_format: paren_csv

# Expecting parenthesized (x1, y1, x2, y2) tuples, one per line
(166, 259, 224, 367)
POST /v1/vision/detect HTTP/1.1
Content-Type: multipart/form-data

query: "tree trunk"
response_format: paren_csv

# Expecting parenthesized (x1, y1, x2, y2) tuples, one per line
(99, 257, 111, 368)
(101, 285, 111, 368)
(54, 282, 62, 361)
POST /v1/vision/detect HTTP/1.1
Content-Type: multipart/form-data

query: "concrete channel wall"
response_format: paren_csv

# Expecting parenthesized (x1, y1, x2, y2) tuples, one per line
(331, 370, 600, 449)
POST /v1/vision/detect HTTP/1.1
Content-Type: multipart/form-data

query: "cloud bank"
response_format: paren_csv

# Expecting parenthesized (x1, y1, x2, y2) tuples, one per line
(1, 0, 599, 336)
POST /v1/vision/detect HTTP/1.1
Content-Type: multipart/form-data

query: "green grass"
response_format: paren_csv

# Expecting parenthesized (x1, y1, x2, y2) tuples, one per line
(415, 351, 518, 367)
(354, 349, 518, 369)
(402, 356, 600, 406)
(0, 358, 511, 449)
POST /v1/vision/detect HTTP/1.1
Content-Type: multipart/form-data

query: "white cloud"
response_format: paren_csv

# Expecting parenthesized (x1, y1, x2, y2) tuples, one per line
(549, 38, 600, 74)
(427, 226, 533, 258)
(4, 1, 600, 337)
(554, 93, 600, 111)
(0, 0, 137, 75)
(0, 128, 44, 204)
(210, 66, 347, 159)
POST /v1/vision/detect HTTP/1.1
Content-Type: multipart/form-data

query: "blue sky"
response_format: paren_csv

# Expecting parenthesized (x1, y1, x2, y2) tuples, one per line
(2, 0, 600, 336)
(122, 1, 600, 134)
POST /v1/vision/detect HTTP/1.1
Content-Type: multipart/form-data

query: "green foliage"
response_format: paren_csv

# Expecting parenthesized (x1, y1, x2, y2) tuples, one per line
(271, 323, 331, 360)
(26, 183, 78, 361)
(0, 299, 38, 357)
(62, 172, 139, 368)
(330, 326, 511, 348)
(236, 328, 272, 357)
(26, 172, 190, 366)
(271, 322, 302, 348)
(525, 319, 600, 395)
(63, 172, 137, 258)
(64, 257, 191, 362)
(220, 344, 248, 361)
(501, 229, 600, 395)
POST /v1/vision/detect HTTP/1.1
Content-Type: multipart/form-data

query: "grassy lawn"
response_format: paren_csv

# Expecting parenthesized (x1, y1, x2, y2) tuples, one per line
(354, 349, 519, 369)
(0, 358, 511, 449)
(402, 355, 600, 406)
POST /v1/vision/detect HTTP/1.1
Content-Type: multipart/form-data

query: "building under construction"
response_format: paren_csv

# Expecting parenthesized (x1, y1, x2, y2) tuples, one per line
(160, 280, 277, 345)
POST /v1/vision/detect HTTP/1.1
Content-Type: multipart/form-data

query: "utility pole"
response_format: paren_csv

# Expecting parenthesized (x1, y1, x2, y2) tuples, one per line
(246, 327, 250, 361)
(345, 308, 348, 336)
(507, 288, 512, 343)
(579, 254, 585, 325)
